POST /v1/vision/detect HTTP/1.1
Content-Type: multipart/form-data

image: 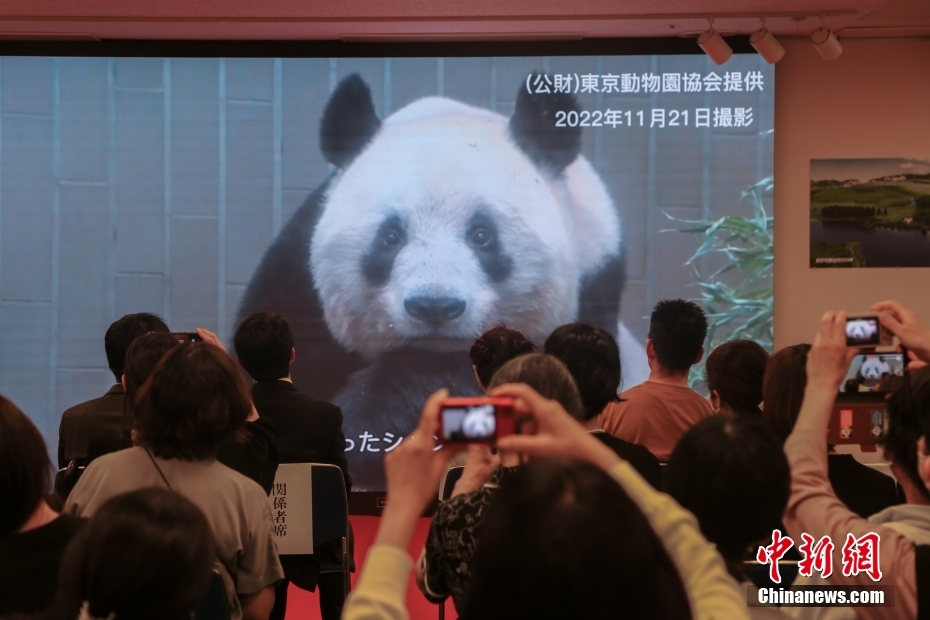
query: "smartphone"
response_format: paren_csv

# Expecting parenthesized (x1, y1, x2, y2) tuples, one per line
(169, 332, 203, 343)
(845, 314, 895, 351)
(439, 397, 515, 444)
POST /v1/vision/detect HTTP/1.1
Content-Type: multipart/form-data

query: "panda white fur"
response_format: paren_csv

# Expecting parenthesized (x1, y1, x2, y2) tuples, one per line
(857, 356, 891, 388)
(238, 74, 647, 488)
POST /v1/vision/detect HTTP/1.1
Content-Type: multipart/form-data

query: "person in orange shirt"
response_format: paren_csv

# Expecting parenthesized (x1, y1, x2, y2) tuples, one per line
(599, 299, 713, 461)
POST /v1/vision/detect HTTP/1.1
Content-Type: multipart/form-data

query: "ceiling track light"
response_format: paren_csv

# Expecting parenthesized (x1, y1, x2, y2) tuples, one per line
(811, 16, 843, 60)
(697, 18, 733, 65)
(749, 17, 785, 64)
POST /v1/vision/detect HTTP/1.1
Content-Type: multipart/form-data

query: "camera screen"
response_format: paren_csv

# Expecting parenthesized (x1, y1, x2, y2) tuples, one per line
(846, 318, 880, 346)
(842, 352, 904, 391)
(442, 404, 497, 442)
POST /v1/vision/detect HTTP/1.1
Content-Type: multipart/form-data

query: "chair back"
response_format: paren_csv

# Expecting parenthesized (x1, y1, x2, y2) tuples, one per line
(438, 466, 465, 501)
(194, 570, 229, 620)
(312, 464, 348, 548)
(54, 461, 86, 500)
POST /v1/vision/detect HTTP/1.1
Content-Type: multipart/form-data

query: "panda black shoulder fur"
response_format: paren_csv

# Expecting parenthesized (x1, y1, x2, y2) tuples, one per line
(237, 73, 647, 489)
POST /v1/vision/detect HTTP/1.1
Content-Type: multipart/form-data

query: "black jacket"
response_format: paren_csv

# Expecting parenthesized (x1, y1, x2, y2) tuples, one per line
(590, 430, 664, 490)
(58, 384, 125, 469)
(250, 379, 353, 591)
(250, 380, 352, 491)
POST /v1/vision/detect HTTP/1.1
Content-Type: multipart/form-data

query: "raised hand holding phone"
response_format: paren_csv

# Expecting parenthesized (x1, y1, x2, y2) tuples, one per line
(871, 300, 930, 363)
(376, 389, 462, 549)
(795, 311, 860, 438)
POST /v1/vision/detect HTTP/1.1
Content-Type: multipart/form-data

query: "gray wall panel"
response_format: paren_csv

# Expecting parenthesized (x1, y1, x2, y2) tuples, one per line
(57, 184, 111, 367)
(226, 101, 274, 284)
(281, 58, 330, 192)
(114, 273, 165, 320)
(115, 58, 162, 89)
(226, 58, 274, 102)
(443, 57, 491, 109)
(1, 115, 54, 301)
(170, 58, 220, 218)
(115, 90, 164, 273)
(170, 217, 219, 332)
(0, 302, 53, 437)
(60, 58, 108, 183)
(2, 57, 52, 116)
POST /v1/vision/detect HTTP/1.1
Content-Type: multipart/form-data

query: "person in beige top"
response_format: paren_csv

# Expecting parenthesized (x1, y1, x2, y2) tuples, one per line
(64, 342, 283, 620)
(599, 299, 713, 461)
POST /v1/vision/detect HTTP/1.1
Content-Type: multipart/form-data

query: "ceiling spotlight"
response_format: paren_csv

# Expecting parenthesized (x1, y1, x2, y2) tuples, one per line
(697, 19, 733, 65)
(750, 18, 785, 64)
(811, 17, 842, 60)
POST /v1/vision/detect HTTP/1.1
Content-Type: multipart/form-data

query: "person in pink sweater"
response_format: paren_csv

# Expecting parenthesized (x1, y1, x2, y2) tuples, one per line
(784, 300, 930, 620)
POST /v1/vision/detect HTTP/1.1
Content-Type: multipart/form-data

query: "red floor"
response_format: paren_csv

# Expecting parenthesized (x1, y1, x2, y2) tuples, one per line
(284, 516, 456, 620)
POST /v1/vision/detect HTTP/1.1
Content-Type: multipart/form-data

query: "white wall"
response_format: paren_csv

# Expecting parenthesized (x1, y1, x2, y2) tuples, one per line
(774, 38, 930, 349)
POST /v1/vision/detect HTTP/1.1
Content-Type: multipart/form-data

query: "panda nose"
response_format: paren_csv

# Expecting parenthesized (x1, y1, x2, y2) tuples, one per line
(404, 296, 467, 323)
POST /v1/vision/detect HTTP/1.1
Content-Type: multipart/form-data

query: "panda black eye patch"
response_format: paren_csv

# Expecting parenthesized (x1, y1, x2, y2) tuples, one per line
(362, 215, 406, 286)
(466, 211, 512, 283)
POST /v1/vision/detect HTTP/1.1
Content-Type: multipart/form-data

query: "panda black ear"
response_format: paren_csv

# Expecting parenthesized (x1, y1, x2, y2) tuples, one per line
(509, 73, 582, 176)
(320, 74, 382, 168)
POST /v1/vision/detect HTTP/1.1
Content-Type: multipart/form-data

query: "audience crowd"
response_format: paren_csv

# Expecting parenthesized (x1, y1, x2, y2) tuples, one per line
(3, 297, 930, 620)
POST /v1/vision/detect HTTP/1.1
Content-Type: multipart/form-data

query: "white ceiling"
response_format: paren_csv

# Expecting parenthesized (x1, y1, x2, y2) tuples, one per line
(0, 0, 928, 41)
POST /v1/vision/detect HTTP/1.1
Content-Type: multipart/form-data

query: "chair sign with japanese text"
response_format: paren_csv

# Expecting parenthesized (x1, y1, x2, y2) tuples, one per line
(269, 464, 313, 554)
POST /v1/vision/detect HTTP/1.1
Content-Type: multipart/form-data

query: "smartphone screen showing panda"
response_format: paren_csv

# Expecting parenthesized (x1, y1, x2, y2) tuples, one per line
(440, 397, 515, 444)
(842, 353, 905, 393)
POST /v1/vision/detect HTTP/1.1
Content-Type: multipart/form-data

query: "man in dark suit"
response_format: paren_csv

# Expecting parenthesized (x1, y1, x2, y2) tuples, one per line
(58, 313, 169, 469)
(234, 312, 353, 620)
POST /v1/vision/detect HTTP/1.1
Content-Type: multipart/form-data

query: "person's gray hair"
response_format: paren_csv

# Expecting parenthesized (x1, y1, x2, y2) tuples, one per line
(487, 353, 585, 421)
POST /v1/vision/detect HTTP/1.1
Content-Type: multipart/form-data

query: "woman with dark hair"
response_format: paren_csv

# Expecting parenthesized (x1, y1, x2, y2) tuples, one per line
(704, 339, 769, 415)
(64, 343, 284, 620)
(350, 384, 748, 620)
(665, 415, 792, 619)
(762, 344, 899, 518)
(0, 396, 84, 615)
(416, 354, 585, 613)
(31, 487, 214, 620)
(119, 330, 280, 495)
(468, 324, 538, 391)
(448, 325, 539, 489)
(462, 458, 691, 619)
(122, 331, 181, 408)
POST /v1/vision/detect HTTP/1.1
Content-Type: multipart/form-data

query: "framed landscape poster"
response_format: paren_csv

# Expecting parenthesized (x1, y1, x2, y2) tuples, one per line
(810, 158, 930, 268)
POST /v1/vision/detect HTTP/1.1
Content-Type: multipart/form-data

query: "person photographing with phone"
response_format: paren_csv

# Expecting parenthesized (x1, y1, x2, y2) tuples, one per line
(783, 301, 930, 620)
(354, 355, 749, 620)
(413, 353, 586, 615)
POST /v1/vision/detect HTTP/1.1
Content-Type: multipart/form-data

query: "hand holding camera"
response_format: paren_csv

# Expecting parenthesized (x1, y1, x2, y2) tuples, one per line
(871, 300, 930, 363)
(807, 310, 861, 395)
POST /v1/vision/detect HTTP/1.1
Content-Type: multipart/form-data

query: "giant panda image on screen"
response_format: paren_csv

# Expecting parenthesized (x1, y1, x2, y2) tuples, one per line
(238, 73, 646, 489)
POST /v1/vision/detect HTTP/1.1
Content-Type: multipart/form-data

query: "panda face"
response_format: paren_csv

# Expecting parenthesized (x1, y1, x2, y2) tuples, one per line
(310, 101, 586, 355)
(859, 357, 890, 380)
